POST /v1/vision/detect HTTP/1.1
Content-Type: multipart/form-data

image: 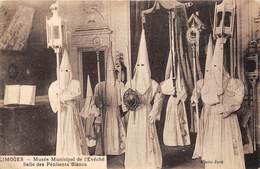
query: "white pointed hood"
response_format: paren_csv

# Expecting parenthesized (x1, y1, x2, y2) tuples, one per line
(80, 75, 99, 118)
(211, 38, 226, 96)
(133, 29, 151, 95)
(106, 55, 116, 84)
(201, 37, 230, 105)
(60, 49, 72, 90)
(86, 75, 93, 97)
(204, 34, 213, 80)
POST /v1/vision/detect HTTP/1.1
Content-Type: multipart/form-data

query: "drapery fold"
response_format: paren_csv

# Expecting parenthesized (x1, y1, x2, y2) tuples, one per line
(130, 0, 194, 94)
(0, 5, 34, 51)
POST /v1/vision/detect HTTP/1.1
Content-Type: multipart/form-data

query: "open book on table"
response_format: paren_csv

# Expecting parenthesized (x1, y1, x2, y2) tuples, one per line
(4, 85, 36, 106)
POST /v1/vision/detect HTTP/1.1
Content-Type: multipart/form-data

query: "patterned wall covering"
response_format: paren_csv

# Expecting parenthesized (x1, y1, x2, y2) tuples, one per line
(0, 1, 56, 98)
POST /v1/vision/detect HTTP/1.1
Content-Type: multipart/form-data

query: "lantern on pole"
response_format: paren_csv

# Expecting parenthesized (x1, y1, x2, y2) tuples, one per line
(212, 0, 236, 103)
(187, 13, 205, 133)
(46, 1, 65, 53)
(46, 0, 66, 76)
(46, 0, 65, 112)
(213, 0, 235, 38)
(187, 13, 205, 45)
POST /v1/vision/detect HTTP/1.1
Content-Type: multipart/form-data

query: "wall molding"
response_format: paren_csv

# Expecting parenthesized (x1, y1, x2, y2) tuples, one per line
(0, 95, 49, 108)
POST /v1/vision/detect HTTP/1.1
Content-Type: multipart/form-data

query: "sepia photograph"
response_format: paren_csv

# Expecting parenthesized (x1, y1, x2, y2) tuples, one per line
(0, 0, 258, 169)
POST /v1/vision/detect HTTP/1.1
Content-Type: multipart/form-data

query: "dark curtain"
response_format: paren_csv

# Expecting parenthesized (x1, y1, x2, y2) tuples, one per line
(131, 1, 174, 84)
(131, 1, 176, 86)
(130, 1, 216, 93)
(130, 0, 154, 77)
(129, 1, 216, 144)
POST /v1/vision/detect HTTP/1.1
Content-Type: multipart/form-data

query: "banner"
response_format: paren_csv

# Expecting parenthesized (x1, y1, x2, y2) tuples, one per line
(0, 156, 106, 169)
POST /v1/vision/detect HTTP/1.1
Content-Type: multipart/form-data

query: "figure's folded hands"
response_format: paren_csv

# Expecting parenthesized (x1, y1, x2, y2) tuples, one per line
(176, 89, 186, 103)
(221, 111, 232, 119)
(148, 111, 157, 123)
(190, 95, 198, 106)
(210, 104, 223, 115)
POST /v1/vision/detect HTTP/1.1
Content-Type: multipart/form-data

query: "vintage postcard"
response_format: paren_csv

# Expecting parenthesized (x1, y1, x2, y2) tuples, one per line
(0, 0, 258, 169)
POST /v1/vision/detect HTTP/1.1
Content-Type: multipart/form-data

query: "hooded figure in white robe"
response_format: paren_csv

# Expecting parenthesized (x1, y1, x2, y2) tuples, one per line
(160, 32, 190, 146)
(191, 37, 245, 169)
(123, 29, 163, 169)
(192, 35, 214, 159)
(80, 75, 99, 147)
(93, 54, 126, 155)
(48, 49, 88, 156)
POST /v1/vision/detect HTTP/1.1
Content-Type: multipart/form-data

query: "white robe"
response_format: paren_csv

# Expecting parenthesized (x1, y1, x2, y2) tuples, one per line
(192, 79, 207, 159)
(94, 80, 126, 155)
(80, 95, 99, 147)
(123, 80, 163, 169)
(192, 78, 245, 169)
(48, 80, 88, 156)
(160, 76, 190, 146)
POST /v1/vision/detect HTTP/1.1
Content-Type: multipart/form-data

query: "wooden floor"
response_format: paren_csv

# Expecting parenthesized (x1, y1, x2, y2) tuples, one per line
(106, 137, 259, 169)
(106, 101, 259, 169)
(107, 147, 203, 169)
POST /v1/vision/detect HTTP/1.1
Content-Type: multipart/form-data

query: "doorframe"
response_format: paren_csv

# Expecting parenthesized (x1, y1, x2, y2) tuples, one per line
(77, 46, 109, 108)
